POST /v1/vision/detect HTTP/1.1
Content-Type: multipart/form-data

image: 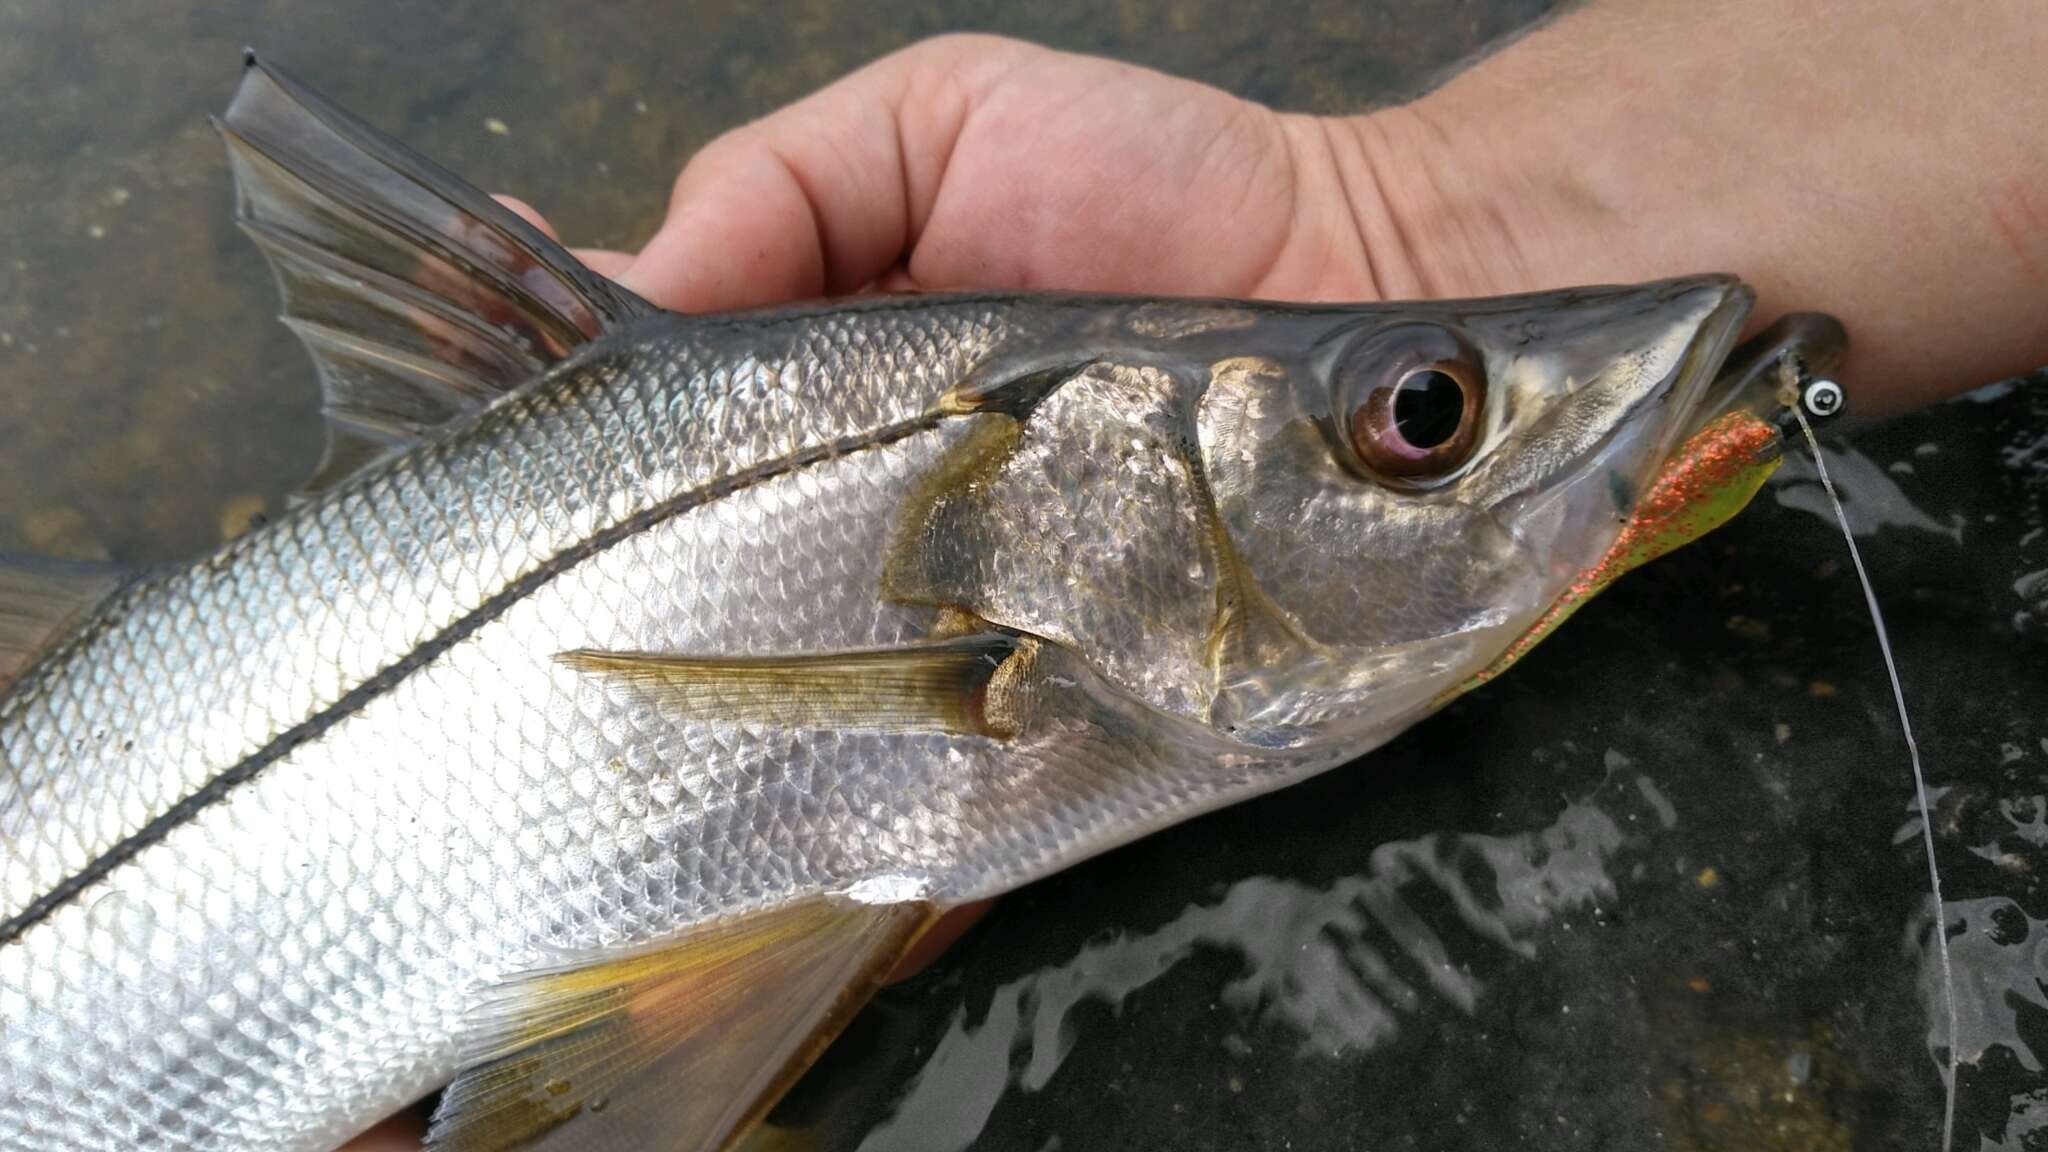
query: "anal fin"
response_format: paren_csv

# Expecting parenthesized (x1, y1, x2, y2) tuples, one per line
(0, 556, 127, 693)
(427, 898, 939, 1152)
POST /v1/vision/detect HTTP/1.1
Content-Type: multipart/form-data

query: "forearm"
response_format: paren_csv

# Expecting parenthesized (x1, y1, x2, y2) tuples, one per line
(1347, 0, 2048, 418)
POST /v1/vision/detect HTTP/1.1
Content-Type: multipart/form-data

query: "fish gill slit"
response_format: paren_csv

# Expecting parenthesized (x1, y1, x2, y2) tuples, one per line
(0, 410, 945, 948)
(1793, 408, 1957, 1152)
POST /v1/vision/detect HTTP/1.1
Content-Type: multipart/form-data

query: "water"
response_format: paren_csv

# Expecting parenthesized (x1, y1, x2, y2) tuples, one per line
(3, 2, 2044, 1149)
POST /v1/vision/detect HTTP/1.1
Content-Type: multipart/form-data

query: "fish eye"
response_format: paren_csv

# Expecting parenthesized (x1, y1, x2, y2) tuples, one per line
(1334, 324, 1488, 484)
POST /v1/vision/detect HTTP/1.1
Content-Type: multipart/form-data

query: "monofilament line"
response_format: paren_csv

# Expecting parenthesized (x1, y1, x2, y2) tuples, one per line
(1792, 406, 1956, 1152)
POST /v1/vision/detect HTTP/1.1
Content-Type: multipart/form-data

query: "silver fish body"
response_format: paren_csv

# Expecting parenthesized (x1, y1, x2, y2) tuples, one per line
(0, 302, 1161, 1149)
(0, 59, 1791, 1152)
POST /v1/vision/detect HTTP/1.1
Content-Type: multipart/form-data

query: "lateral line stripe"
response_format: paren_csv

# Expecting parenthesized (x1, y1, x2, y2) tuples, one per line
(0, 413, 940, 947)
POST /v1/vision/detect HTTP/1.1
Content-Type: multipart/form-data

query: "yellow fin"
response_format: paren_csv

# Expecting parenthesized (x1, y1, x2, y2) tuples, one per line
(427, 897, 938, 1152)
(556, 635, 1027, 738)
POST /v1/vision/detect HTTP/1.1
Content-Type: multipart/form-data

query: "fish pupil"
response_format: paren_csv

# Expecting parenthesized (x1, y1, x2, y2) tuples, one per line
(1393, 369, 1464, 449)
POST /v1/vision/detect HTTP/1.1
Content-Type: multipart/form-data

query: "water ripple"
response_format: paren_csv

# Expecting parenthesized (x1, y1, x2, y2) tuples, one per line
(859, 801, 1623, 1152)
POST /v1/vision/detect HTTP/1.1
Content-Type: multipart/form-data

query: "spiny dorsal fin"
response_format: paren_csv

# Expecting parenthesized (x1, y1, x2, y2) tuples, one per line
(427, 897, 938, 1152)
(217, 52, 655, 495)
(0, 557, 127, 693)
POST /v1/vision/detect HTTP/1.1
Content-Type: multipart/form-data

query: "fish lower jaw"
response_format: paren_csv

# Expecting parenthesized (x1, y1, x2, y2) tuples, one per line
(1447, 409, 1784, 698)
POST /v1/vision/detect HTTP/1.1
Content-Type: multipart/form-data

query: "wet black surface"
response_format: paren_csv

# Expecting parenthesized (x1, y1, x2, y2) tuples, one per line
(3, 3, 2043, 1150)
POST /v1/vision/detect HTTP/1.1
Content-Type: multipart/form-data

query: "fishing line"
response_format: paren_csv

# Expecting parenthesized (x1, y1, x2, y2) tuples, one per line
(1791, 401, 1957, 1152)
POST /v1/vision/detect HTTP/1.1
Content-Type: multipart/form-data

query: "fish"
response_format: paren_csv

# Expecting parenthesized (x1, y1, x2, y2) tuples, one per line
(0, 54, 1845, 1152)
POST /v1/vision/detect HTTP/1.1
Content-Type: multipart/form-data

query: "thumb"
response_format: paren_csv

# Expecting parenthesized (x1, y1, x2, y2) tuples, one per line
(490, 194, 636, 282)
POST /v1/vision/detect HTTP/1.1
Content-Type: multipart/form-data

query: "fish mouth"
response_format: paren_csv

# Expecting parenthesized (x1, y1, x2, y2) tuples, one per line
(1495, 276, 1761, 535)
(1660, 277, 1762, 453)
(1647, 300, 1857, 506)
(1600, 276, 1814, 510)
(1681, 310, 1852, 445)
(1456, 279, 1795, 696)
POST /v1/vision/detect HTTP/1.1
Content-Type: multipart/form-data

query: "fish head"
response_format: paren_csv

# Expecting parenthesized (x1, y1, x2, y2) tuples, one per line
(1184, 275, 1770, 748)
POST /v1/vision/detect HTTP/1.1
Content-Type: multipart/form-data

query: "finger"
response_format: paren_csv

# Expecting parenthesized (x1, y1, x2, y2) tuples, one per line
(571, 247, 636, 280)
(492, 195, 639, 284)
(869, 266, 920, 294)
(622, 34, 1039, 312)
(491, 194, 559, 242)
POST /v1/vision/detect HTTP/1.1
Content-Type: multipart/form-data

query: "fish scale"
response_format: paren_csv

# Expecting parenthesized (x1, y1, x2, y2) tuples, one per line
(0, 396, 1040, 1151)
(0, 310, 999, 933)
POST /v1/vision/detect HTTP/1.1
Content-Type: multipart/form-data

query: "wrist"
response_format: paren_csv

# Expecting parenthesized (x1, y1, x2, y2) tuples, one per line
(1339, 0, 2048, 416)
(1326, 87, 1609, 308)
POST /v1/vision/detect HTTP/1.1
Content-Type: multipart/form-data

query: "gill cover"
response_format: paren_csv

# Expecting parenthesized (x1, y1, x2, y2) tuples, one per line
(886, 280, 1754, 743)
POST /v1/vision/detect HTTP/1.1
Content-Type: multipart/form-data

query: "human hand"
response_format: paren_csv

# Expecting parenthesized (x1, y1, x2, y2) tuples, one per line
(517, 14, 2046, 422)
(518, 34, 1403, 312)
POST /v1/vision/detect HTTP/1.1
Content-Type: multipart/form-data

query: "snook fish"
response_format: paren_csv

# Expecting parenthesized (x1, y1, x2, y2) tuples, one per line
(0, 56, 1842, 1152)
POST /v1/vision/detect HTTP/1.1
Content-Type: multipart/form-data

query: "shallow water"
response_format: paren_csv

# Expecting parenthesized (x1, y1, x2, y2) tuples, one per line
(2, 2, 2043, 1149)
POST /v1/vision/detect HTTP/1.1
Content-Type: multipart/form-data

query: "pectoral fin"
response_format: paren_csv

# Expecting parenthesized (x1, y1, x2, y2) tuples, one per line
(427, 898, 939, 1152)
(556, 634, 1040, 739)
